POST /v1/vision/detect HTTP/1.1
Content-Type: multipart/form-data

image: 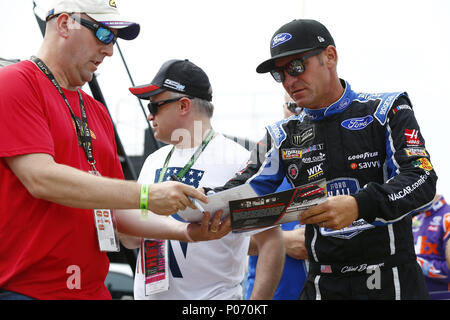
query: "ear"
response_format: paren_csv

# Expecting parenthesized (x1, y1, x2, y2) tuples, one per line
(178, 97, 192, 115)
(324, 45, 338, 68)
(55, 13, 72, 39)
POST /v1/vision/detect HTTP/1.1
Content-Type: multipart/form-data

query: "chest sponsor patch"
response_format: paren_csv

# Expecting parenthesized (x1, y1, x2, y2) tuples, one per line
(326, 178, 360, 196)
(302, 152, 325, 164)
(350, 160, 381, 170)
(282, 148, 302, 160)
(415, 236, 440, 256)
(287, 163, 299, 179)
(307, 163, 324, 180)
(292, 127, 315, 146)
(347, 151, 378, 161)
(341, 115, 373, 131)
(281, 144, 324, 160)
(430, 216, 442, 226)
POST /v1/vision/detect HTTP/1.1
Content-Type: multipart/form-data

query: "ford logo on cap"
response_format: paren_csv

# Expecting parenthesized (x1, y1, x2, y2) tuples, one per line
(271, 33, 292, 48)
(341, 115, 374, 131)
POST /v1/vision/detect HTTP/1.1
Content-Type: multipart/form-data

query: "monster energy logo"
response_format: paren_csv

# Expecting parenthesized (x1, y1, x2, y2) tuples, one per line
(292, 127, 314, 146)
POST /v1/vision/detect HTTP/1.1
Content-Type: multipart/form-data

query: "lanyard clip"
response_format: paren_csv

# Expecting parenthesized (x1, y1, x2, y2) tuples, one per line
(89, 160, 99, 175)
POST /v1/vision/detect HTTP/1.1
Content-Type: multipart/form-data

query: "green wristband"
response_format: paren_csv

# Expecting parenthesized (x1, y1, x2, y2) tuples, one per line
(140, 184, 149, 210)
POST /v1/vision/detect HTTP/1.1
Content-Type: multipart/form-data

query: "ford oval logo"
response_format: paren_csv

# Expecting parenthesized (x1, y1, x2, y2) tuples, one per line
(341, 115, 373, 131)
(271, 33, 292, 48)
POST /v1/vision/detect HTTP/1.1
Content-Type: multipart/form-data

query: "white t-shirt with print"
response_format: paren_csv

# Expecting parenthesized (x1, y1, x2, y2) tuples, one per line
(134, 134, 256, 300)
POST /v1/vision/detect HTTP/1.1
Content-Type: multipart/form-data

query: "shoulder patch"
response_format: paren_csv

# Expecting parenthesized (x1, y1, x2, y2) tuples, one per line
(266, 114, 303, 148)
(355, 92, 408, 125)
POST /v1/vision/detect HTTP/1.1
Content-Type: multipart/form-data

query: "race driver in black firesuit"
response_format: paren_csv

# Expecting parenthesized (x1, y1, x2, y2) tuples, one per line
(208, 19, 437, 299)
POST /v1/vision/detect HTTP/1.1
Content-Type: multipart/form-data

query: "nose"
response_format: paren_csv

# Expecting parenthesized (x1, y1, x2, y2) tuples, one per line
(100, 42, 114, 57)
(282, 70, 298, 88)
(147, 112, 154, 121)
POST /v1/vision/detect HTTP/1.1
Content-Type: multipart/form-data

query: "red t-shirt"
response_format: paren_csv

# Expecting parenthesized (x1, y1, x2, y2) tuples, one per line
(0, 60, 124, 299)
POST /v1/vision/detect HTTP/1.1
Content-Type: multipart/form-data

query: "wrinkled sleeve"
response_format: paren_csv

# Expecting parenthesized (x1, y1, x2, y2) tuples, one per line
(354, 96, 437, 225)
(211, 131, 285, 196)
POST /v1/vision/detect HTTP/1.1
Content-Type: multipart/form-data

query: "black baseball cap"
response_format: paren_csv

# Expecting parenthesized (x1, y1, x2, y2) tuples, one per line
(256, 19, 335, 73)
(129, 59, 213, 101)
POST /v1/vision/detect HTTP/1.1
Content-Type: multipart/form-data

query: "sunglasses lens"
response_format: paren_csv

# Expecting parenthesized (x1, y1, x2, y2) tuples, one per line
(148, 103, 158, 115)
(270, 69, 283, 83)
(286, 102, 296, 113)
(286, 59, 305, 76)
(96, 27, 115, 44)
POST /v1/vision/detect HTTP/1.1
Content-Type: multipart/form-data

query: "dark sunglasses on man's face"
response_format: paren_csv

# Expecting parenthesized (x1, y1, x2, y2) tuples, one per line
(147, 96, 192, 116)
(270, 48, 325, 83)
(70, 14, 117, 45)
(284, 102, 303, 114)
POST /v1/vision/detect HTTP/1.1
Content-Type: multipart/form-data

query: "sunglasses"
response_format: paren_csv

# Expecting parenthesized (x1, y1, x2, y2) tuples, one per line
(284, 102, 303, 115)
(147, 96, 192, 116)
(270, 48, 325, 83)
(70, 15, 117, 45)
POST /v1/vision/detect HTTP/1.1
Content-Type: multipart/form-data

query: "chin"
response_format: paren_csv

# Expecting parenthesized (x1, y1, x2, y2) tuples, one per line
(85, 75, 94, 84)
(154, 132, 166, 144)
(81, 71, 94, 85)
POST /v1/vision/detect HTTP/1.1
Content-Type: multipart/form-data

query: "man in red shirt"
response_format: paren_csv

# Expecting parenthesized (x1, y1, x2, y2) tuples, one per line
(0, 0, 226, 300)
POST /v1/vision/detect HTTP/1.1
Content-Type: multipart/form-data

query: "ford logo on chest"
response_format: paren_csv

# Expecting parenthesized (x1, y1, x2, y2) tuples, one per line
(341, 115, 373, 131)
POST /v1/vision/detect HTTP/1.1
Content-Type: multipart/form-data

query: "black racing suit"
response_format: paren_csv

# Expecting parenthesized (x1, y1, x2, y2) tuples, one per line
(214, 80, 437, 299)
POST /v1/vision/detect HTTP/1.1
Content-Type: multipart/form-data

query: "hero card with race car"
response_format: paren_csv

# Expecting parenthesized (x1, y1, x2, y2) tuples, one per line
(229, 179, 327, 231)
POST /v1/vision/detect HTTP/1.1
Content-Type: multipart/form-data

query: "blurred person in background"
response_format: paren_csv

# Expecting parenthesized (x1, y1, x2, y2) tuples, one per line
(413, 194, 450, 299)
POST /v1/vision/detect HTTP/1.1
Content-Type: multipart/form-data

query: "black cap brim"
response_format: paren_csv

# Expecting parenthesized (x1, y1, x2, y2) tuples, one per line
(256, 47, 314, 73)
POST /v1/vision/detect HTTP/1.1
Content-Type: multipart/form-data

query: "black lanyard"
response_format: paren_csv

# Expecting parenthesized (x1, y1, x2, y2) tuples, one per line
(30, 56, 96, 168)
(157, 128, 215, 183)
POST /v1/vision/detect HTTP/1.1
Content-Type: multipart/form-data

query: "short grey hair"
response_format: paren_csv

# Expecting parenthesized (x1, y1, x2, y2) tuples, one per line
(166, 91, 214, 118)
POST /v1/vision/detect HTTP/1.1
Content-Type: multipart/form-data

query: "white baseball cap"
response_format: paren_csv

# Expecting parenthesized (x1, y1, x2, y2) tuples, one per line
(46, 0, 140, 40)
